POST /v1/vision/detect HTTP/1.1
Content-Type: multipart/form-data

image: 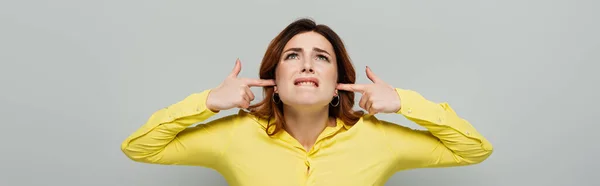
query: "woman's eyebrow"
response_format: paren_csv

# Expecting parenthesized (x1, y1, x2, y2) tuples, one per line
(313, 47, 330, 56)
(283, 48, 302, 53)
(282, 47, 331, 56)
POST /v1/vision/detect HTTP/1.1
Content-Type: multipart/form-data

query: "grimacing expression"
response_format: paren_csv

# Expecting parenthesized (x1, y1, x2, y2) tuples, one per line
(274, 31, 338, 108)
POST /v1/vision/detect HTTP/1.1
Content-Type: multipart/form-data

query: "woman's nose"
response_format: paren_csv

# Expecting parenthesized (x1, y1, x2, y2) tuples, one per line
(301, 59, 314, 73)
(301, 68, 314, 73)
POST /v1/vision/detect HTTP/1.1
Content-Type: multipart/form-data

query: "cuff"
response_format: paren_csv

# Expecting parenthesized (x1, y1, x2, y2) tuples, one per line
(395, 88, 493, 151)
(163, 89, 219, 123)
(395, 88, 446, 125)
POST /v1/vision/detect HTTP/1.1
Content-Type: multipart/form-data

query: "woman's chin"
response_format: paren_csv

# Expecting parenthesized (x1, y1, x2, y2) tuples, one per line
(280, 92, 330, 107)
(284, 99, 329, 108)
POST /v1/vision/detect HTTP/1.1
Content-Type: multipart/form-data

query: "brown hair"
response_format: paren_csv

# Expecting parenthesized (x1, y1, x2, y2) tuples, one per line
(248, 18, 364, 136)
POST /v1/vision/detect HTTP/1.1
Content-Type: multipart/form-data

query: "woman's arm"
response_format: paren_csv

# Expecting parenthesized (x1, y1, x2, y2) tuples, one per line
(378, 88, 494, 170)
(337, 67, 493, 169)
(121, 89, 237, 168)
(121, 59, 274, 168)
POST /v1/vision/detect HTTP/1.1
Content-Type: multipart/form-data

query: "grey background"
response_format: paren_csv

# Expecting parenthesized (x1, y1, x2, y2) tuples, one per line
(1, 0, 598, 185)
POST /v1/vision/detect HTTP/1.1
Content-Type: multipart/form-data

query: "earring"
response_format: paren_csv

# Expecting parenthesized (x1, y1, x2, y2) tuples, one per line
(272, 92, 281, 104)
(330, 95, 340, 107)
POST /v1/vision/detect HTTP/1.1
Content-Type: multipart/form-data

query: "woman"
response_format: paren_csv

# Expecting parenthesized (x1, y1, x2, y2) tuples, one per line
(121, 18, 493, 186)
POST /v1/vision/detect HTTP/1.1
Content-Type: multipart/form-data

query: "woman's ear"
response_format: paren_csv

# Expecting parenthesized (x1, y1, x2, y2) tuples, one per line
(274, 86, 278, 93)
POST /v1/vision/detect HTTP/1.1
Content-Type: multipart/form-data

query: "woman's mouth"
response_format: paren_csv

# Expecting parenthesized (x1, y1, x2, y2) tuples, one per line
(293, 77, 319, 87)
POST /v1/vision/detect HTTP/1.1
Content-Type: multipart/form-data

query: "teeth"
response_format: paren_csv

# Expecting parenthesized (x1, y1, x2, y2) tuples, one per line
(298, 81, 316, 86)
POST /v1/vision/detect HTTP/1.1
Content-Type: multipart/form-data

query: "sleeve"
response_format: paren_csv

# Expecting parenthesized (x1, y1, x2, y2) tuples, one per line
(379, 88, 494, 171)
(120, 89, 237, 169)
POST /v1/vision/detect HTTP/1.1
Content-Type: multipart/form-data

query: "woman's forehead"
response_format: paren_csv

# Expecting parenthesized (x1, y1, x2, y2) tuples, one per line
(283, 32, 334, 53)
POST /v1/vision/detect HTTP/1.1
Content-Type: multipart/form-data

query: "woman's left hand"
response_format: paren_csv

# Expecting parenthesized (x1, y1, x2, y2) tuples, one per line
(337, 66, 402, 115)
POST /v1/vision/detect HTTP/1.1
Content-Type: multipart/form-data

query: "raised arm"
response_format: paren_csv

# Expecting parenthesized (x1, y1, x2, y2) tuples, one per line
(121, 89, 233, 167)
(337, 66, 493, 170)
(379, 88, 493, 170)
(121, 59, 275, 168)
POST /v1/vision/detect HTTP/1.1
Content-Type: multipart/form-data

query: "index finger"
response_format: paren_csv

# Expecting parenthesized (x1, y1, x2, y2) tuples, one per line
(337, 83, 366, 92)
(229, 58, 242, 78)
(243, 78, 276, 87)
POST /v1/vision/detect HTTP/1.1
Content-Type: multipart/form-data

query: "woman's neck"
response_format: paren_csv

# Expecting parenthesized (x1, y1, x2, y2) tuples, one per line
(282, 105, 335, 151)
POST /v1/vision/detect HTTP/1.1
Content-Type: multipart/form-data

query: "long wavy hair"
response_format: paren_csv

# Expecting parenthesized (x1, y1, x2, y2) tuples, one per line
(248, 18, 363, 136)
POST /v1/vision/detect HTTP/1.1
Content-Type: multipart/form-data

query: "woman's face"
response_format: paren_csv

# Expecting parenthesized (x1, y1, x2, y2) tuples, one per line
(274, 31, 338, 109)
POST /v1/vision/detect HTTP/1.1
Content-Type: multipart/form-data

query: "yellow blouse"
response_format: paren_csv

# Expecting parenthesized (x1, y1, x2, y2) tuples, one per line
(121, 88, 493, 186)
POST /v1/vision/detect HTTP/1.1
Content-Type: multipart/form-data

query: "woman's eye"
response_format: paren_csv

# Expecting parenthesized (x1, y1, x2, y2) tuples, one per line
(316, 55, 329, 61)
(285, 53, 299, 60)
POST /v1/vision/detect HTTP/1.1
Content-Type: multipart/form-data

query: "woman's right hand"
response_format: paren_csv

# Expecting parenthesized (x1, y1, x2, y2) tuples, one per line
(206, 59, 275, 112)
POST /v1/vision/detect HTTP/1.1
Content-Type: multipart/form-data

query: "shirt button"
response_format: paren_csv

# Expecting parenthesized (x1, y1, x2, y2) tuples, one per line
(407, 108, 412, 114)
(466, 131, 470, 135)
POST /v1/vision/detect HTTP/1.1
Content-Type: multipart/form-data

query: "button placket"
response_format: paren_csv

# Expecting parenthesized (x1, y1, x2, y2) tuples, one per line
(304, 153, 313, 175)
(305, 158, 311, 175)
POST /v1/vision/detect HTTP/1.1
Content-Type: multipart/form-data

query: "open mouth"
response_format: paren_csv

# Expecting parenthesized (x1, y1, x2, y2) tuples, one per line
(294, 77, 319, 87)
